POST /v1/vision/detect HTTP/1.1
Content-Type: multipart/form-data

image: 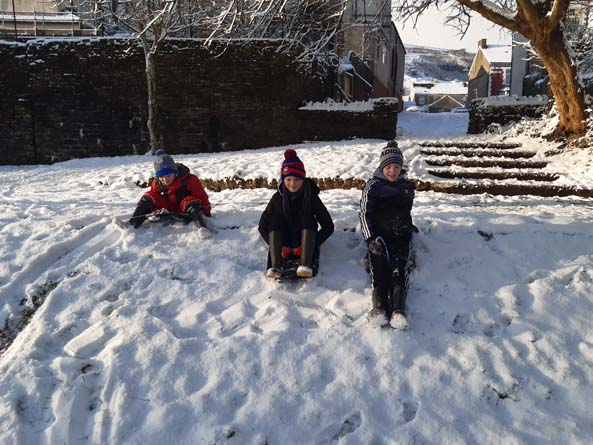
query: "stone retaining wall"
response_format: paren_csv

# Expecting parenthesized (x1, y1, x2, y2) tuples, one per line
(0, 38, 397, 165)
(468, 96, 548, 134)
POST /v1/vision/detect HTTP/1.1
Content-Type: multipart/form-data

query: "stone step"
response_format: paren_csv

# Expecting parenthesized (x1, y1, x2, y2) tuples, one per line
(419, 141, 522, 149)
(420, 148, 536, 159)
(425, 158, 548, 169)
(415, 180, 593, 197)
(427, 169, 559, 182)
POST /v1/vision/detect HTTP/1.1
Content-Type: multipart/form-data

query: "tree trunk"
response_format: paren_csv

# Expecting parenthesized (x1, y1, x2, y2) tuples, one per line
(145, 51, 160, 154)
(531, 29, 587, 137)
(452, 0, 589, 139)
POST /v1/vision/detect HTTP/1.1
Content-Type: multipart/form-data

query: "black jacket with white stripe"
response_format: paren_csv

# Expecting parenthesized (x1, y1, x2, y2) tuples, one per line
(359, 169, 415, 242)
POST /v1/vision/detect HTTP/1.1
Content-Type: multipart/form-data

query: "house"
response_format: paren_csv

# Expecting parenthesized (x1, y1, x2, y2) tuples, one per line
(426, 95, 464, 113)
(509, 33, 528, 96)
(410, 81, 467, 112)
(336, 0, 406, 110)
(0, 0, 95, 37)
(467, 39, 512, 101)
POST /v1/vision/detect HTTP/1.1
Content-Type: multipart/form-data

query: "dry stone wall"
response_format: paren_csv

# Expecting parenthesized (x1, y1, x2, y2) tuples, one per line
(468, 97, 548, 134)
(0, 38, 397, 165)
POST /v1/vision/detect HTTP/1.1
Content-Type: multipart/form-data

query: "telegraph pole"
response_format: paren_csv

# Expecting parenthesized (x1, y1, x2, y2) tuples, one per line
(11, 0, 18, 38)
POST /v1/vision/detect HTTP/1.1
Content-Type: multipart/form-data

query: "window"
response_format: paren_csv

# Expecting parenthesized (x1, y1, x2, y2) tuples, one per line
(504, 68, 511, 86)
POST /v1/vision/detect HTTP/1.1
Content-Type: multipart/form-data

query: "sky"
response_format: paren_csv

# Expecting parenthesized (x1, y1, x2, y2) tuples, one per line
(393, 6, 512, 52)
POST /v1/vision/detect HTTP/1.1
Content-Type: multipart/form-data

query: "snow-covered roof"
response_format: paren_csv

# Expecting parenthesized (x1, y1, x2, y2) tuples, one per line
(428, 95, 464, 109)
(413, 81, 467, 96)
(299, 98, 397, 112)
(0, 12, 81, 22)
(481, 45, 512, 65)
(479, 94, 548, 107)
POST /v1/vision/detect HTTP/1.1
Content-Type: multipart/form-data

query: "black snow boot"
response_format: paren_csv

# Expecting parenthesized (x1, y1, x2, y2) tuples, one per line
(266, 231, 283, 279)
(129, 196, 153, 228)
(369, 288, 389, 326)
(389, 266, 407, 315)
(297, 229, 316, 278)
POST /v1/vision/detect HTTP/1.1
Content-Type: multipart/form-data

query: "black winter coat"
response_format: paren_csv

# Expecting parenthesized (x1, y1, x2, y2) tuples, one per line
(258, 179, 334, 248)
(360, 169, 415, 242)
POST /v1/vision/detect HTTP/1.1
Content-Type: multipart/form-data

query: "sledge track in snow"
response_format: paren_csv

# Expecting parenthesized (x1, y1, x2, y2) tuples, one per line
(0, 218, 124, 357)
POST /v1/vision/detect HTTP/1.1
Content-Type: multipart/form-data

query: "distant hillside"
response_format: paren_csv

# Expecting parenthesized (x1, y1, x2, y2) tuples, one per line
(403, 45, 475, 95)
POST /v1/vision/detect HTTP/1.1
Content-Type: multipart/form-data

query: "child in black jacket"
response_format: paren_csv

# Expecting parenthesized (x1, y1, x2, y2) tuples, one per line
(259, 149, 334, 279)
(360, 141, 416, 329)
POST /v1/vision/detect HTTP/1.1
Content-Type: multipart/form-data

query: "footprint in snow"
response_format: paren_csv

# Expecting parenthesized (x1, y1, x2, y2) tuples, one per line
(402, 400, 418, 423)
(483, 323, 500, 338)
(484, 315, 512, 337)
(451, 313, 470, 334)
(318, 411, 362, 444)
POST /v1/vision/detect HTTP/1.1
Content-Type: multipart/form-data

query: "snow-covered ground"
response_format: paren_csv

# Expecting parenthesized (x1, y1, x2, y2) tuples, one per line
(1, 113, 593, 444)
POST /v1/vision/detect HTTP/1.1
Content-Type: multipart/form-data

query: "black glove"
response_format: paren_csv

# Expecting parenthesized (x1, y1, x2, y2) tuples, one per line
(185, 201, 207, 228)
(367, 237, 385, 256)
(185, 201, 201, 217)
(129, 196, 153, 228)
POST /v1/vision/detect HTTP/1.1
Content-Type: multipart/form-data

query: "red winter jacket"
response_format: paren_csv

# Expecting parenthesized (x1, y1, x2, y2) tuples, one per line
(144, 163, 211, 216)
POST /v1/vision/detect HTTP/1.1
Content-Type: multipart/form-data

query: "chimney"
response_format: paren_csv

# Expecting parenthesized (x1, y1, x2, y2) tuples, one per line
(478, 38, 487, 49)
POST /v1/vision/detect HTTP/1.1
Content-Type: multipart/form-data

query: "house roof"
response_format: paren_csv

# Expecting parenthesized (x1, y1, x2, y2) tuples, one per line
(428, 95, 464, 109)
(413, 81, 467, 96)
(481, 45, 512, 65)
(0, 12, 80, 23)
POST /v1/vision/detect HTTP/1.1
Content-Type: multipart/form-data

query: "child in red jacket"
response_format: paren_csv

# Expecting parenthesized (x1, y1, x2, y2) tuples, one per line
(129, 150, 211, 229)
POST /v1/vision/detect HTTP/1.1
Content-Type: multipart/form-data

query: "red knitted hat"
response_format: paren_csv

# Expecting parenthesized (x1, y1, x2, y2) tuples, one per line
(280, 149, 306, 181)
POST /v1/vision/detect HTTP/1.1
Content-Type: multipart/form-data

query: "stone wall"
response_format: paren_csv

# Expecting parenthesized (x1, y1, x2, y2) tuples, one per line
(468, 96, 548, 134)
(297, 98, 397, 141)
(0, 38, 397, 165)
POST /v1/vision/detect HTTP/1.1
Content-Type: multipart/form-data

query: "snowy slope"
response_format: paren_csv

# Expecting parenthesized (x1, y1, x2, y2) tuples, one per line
(404, 45, 474, 96)
(1, 114, 593, 444)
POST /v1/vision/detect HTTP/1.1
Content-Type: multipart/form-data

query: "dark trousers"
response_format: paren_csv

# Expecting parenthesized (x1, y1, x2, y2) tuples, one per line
(368, 236, 412, 313)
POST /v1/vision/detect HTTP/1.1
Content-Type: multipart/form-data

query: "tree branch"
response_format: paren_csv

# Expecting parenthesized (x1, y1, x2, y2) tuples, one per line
(454, 0, 519, 32)
(548, 0, 571, 28)
(137, 1, 174, 40)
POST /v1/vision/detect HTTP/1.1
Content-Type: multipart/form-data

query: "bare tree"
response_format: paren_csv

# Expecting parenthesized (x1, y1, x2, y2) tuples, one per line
(53, 0, 212, 153)
(107, 0, 209, 153)
(54, 0, 347, 153)
(396, 0, 589, 137)
(207, 0, 346, 68)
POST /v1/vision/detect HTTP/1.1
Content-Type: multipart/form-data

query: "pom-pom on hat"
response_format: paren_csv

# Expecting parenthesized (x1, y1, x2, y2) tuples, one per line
(280, 149, 306, 182)
(153, 149, 178, 177)
(379, 140, 404, 170)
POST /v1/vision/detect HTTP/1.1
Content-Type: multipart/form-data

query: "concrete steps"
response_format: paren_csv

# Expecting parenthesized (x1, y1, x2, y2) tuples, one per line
(415, 139, 591, 197)
(420, 148, 537, 159)
(424, 158, 548, 169)
(427, 169, 559, 182)
(419, 141, 523, 149)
